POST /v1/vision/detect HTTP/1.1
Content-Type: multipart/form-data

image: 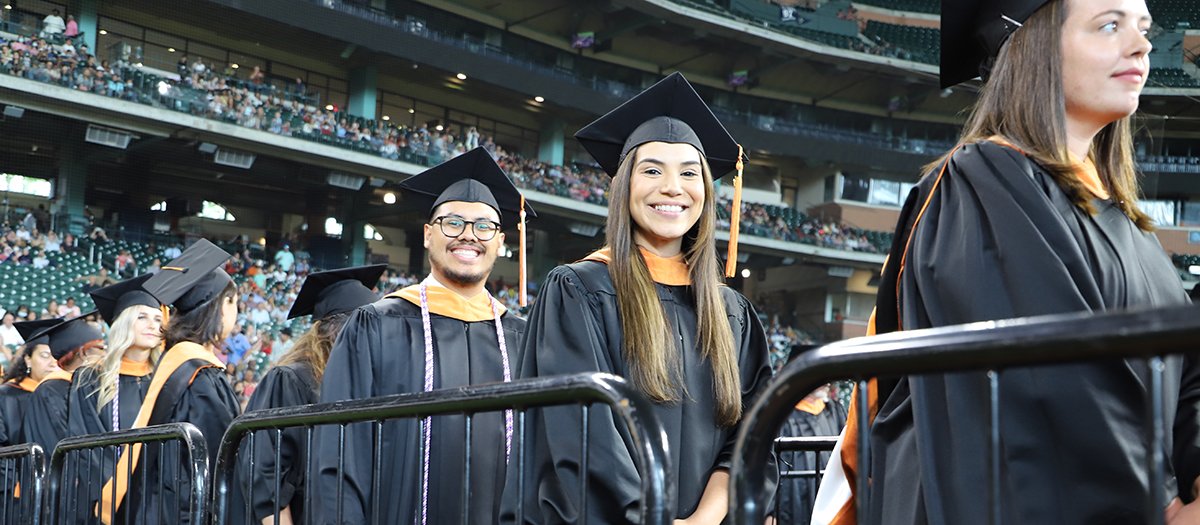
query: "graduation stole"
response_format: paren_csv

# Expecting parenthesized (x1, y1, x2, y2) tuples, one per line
(389, 284, 513, 525)
(582, 246, 691, 286)
(111, 358, 155, 435)
(98, 342, 223, 524)
(39, 369, 73, 385)
(12, 376, 39, 392)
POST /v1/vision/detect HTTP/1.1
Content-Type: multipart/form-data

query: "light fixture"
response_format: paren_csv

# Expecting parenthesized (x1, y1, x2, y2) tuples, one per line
(435, 125, 444, 131)
(167, 47, 175, 53)
(1190, 265, 1200, 276)
(156, 81, 170, 95)
(383, 192, 396, 204)
(325, 104, 334, 111)
(230, 63, 239, 69)
(98, 29, 107, 34)
(455, 73, 467, 80)
(258, 237, 266, 246)
(533, 96, 545, 103)
(740, 268, 751, 279)
(3, 4, 11, 9)
(408, 108, 415, 114)
(381, 115, 390, 121)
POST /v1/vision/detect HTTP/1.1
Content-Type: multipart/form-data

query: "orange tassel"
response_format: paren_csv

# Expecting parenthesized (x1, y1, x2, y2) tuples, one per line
(519, 195, 528, 308)
(725, 145, 745, 278)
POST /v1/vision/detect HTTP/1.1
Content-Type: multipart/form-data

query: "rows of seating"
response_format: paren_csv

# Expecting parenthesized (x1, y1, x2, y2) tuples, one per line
(0, 251, 98, 313)
(1149, 68, 1200, 89)
(863, 21, 939, 64)
(1151, 0, 1200, 27)
(854, 0, 938, 14)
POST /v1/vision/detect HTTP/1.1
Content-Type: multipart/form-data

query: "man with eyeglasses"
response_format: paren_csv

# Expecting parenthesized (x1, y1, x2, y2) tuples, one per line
(315, 147, 536, 525)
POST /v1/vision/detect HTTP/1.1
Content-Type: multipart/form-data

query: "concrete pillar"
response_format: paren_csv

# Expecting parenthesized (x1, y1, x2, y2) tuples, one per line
(341, 191, 368, 266)
(57, 140, 88, 236)
(347, 65, 378, 119)
(75, 0, 98, 52)
(406, 226, 426, 275)
(537, 117, 565, 166)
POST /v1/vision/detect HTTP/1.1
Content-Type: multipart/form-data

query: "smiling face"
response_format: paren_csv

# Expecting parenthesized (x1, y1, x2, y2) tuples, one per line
(424, 201, 505, 290)
(628, 141, 706, 257)
(130, 305, 164, 351)
(1061, 0, 1152, 129)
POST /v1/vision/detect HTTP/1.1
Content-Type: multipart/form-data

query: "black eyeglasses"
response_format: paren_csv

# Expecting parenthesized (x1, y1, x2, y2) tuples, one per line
(432, 216, 501, 241)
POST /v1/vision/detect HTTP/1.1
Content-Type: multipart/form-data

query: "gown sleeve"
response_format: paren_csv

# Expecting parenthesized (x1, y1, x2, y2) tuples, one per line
(172, 367, 241, 465)
(315, 306, 383, 524)
(502, 264, 642, 524)
(67, 368, 108, 437)
(241, 366, 311, 521)
(22, 379, 70, 452)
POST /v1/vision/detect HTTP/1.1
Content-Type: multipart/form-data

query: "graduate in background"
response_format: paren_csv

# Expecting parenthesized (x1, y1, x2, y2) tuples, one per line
(60, 275, 163, 524)
(776, 382, 845, 525)
(21, 315, 105, 453)
(99, 239, 240, 525)
(502, 72, 774, 524)
(0, 319, 62, 447)
(813, 1, 1200, 523)
(316, 147, 534, 525)
(0, 319, 63, 519)
(237, 264, 385, 525)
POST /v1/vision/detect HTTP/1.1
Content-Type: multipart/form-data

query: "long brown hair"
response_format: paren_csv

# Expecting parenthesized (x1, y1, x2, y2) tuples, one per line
(164, 281, 237, 349)
(276, 312, 350, 384)
(932, 0, 1152, 230)
(606, 145, 742, 427)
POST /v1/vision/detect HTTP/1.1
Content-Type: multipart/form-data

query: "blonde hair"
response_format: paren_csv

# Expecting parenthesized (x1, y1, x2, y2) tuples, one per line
(93, 306, 163, 411)
(606, 146, 742, 426)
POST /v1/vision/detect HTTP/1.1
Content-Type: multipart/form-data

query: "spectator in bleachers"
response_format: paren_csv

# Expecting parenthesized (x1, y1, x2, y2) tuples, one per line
(0, 313, 23, 348)
(63, 14, 78, 39)
(39, 9, 65, 40)
(57, 296, 81, 319)
(77, 267, 117, 293)
(13, 305, 32, 321)
(146, 257, 161, 274)
(41, 299, 59, 319)
(274, 243, 295, 272)
(114, 249, 135, 277)
(223, 322, 252, 365)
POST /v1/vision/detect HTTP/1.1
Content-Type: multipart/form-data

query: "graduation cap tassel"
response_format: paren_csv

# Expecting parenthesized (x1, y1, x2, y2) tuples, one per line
(724, 145, 745, 279)
(519, 195, 528, 308)
(160, 305, 171, 335)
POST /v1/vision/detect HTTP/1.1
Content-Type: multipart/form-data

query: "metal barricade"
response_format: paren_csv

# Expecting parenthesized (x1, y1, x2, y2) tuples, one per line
(773, 437, 838, 525)
(45, 423, 209, 525)
(0, 442, 46, 525)
(211, 372, 674, 525)
(729, 305, 1200, 525)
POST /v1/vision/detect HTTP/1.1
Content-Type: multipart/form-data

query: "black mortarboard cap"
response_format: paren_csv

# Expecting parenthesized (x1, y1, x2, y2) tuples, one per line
(41, 314, 103, 360)
(287, 264, 386, 320)
(940, 0, 1052, 88)
(397, 147, 537, 227)
(141, 238, 233, 314)
(15, 318, 62, 347)
(574, 72, 743, 178)
(91, 274, 161, 325)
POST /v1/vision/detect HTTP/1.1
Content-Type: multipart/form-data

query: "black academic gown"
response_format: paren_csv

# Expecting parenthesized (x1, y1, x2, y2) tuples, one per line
(22, 372, 72, 453)
(113, 343, 239, 525)
(315, 287, 523, 525)
(500, 260, 776, 524)
(776, 401, 846, 525)
(864, 141, 1200, 524)
(0, 379, 36, 447)
(0, 379, 36, 520)
(63, 363, 153, 524)
(235, 361, 319, 524)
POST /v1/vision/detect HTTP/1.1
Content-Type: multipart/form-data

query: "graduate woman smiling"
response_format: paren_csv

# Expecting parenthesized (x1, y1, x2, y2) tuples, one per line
(503, 73, 774, 524)
(813, 0, 1200, 524)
